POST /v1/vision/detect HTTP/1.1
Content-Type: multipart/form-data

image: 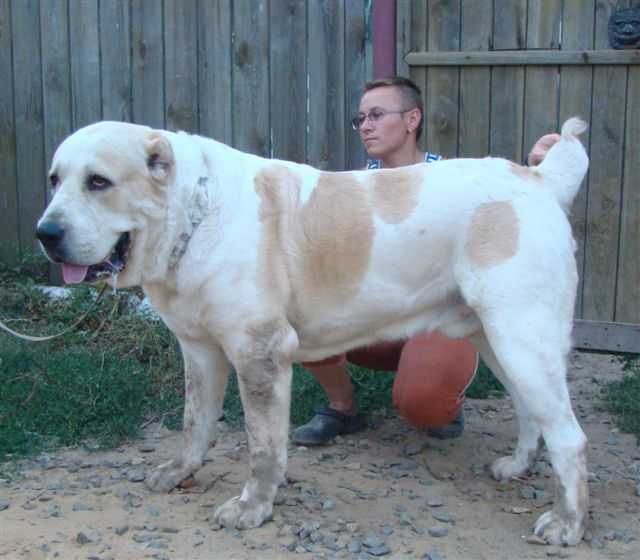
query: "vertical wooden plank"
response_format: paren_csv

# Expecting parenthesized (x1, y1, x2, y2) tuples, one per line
(559, 0, 595, 318)
(69, 0, 101, 128)
(396, 0, 411, 77)
(269, 0, 306, 162)
(407, 0, 428, 150)
(459, 0, 491, 158)
(40, 0, 71, 169)
(490, 0, 526, 161)
(307, 0, 345, 170)
(345, 0, 367, 170)
(232, 0, 269, 156)
(12, 0, 45, 255)
(0, 0, 18, 264)
(582, 0, 626, 321)
(523, 1, 561, 160)
(198, 0, 232, 144)
(131, 0, 164, 128)
(616, 65, 640, 322)
(164, 0, 198, 132)
(425, 0, 460, 158)
(100, 0, 131, 121)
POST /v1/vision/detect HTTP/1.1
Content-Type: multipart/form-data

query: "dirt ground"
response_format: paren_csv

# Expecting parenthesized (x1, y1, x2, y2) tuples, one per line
(0, 351, 638, 560)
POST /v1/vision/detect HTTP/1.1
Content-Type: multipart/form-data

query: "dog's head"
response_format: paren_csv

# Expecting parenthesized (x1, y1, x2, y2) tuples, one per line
(36, 121, 174, 288)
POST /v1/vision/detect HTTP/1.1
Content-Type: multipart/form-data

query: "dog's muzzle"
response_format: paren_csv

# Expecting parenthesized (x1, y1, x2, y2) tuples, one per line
(36, 220, 66, 262)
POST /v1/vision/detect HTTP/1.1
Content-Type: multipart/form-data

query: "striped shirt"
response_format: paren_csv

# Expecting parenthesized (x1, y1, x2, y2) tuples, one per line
(366, 151, 442, 170)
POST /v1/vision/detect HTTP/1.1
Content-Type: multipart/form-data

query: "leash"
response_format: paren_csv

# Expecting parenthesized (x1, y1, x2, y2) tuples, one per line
(0, 284, 109, 342)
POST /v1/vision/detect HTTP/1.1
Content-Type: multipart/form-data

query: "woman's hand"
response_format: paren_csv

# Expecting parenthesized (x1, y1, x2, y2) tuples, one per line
(527, 133, 561, 166)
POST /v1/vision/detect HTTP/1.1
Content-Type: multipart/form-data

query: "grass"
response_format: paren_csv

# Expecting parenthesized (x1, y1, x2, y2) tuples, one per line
(1, 253, 502, 463)
(602, 353, 640, 443)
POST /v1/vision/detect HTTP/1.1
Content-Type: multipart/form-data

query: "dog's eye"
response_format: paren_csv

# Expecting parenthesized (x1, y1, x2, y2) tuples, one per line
(49, 174, 59, 189)
(88, 174, 112, 191)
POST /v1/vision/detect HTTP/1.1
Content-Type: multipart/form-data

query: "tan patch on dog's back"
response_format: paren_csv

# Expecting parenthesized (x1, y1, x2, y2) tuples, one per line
(298, 172, 374, 303)
(366, 166, 423, 224)
(254, 165, 302, 305)
(509, 161, 542, 182)
(466, 201, 519, 267)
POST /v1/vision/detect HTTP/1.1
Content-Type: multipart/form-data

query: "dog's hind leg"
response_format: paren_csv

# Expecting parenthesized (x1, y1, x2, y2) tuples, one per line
(146, 339, 230, 493)
(214, 318, 297, 530)
(469, 331, 542, 480)
(480, 317, 588, 546)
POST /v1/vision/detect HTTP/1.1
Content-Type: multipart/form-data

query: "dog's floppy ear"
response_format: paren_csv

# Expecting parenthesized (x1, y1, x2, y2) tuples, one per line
(145, 132, 174, 185)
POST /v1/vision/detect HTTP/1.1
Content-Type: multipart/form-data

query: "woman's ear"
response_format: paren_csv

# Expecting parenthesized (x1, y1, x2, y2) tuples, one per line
(406, 108, 421, 134)
(145, 132, 174, 185)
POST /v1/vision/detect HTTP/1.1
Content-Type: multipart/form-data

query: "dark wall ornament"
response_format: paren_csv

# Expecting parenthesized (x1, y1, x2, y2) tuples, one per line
(608, 7, 640, 49)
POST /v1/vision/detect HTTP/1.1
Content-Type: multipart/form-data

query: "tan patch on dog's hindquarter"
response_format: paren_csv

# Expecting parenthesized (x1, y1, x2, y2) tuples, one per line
(366, 166, 423, 224)
(299, 172, 375, 303)
(466, 201, 519, 267)
(509, 161, 542, 182)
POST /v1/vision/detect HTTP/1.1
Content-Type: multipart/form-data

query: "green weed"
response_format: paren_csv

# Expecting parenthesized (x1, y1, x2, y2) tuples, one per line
(602, 354, 640, 442)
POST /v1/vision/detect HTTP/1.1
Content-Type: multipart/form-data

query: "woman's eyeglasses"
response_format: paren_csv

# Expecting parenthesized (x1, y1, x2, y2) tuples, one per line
(351, 107, 414, 130)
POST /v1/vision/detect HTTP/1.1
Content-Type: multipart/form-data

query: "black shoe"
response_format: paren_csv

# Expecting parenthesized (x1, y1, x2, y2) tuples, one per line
(291, 406, 367, 446)
(426, 411, 464, 440)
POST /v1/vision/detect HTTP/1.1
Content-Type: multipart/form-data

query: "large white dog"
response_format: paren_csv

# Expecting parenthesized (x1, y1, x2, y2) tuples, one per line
(37, 118, 589, 545)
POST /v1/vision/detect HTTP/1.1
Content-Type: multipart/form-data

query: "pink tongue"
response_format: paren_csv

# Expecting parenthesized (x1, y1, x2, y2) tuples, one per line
(62, 263, 90, 284)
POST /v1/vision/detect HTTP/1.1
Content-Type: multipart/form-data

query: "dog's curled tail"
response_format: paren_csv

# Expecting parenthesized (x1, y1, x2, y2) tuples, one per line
(537, 116, 589, 213)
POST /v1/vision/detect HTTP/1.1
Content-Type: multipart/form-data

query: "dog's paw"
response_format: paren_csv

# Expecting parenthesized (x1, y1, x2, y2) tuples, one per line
(214, 496, 273, 529)
(490, 455, 529, 480)
(145, 460, 192, 493)
(533, 510, 584, 546)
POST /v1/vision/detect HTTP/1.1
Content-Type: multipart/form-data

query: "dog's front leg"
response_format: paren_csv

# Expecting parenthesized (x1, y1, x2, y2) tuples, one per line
(214, 320, 296, 529)
(147, 339, 229, 492)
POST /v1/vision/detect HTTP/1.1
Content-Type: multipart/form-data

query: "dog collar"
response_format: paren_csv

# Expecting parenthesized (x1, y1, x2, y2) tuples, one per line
(168, 176, 211, 269)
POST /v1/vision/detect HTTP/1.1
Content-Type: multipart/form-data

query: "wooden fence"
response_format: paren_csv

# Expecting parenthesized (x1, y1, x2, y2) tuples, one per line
(397, 0, 640, 332)
(0, 0, 371, 265)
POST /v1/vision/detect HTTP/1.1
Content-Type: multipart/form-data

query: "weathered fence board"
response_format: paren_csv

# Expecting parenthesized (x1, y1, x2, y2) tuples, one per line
(583, 1, 627, 321)
(12, 0, 45, 256)
(617, 66, 640, 323)
(100, 0, 131, 122)
(459, 0, 491, 158)
(308, 0, 346, 170)
(233, 0, 269, 156)
(425, 0, 460, 157)
(560, 0, 596, 319)
(131, 0, 165, 129)
(0, 0, 19, 264)
(69, 1, 100, 128)
(490, 0, 526, 162)
(198, 0, 233, 145)
(270, 0, 307, 163)
(164, 0, 198, 132)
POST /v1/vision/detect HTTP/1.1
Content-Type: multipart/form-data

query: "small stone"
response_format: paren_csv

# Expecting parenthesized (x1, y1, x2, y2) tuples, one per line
(526, 534, 548, 545)
(519, 486, 536, 499)
(127, 469, 146, 483)
(404, 441, 425, 456)
(139, 444, 156, 453)
(362, 533, 385, 548)
(423, 546, 444, 560)
(130, 457, 145, 466)
(380, 525, 394, 536)
(367, 544, 392, 556)
(347, 539, 362, 553)
(114, 525, 129, 536)
(431, 511, 456, 524)
(322, 498, 336, 511)
(635, 482, 640, 497)
(72, 501, 93, 512)
(0, 499, 9, 511)
(428, 526, 448, 538)
(508, 506, 531, 515)
(76, 531, 101, 545)
(427, 497, 444, 508)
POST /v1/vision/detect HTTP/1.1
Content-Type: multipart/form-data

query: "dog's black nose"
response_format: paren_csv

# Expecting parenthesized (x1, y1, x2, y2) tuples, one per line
(36, 221, 65, 252)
